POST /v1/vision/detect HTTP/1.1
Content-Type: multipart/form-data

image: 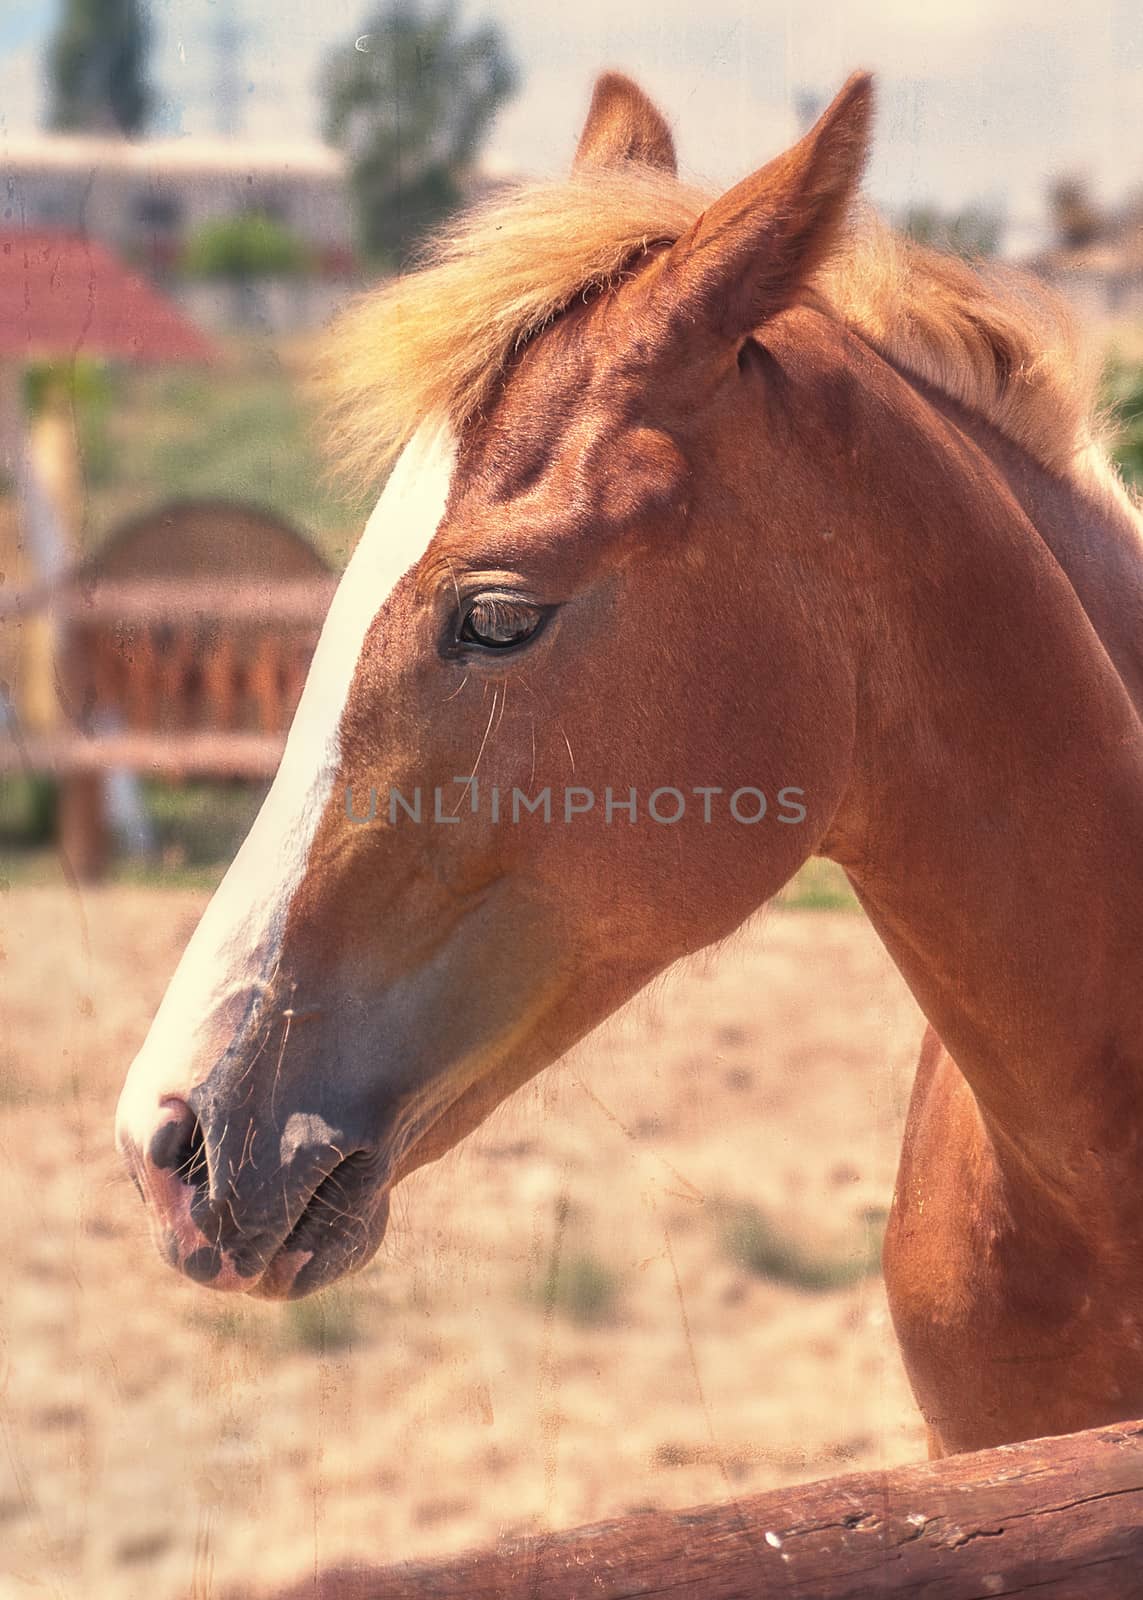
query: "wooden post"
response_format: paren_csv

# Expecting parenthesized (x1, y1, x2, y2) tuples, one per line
(202, 624, 238, 729)
(232, 1416, 1143, 1600)
(8, 368, 115, 880)
(0, 362, 55, 735)
(0, 361, 21, 476)
(251, 632, 284, 732)
(24, 388, 84, 732)
(58, 768, 108, 883)
(123, 628, 158, 731)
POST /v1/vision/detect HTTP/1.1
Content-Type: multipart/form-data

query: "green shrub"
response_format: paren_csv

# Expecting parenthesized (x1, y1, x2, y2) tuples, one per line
(0, 774, 59, 846)
(720, 1201, 883, 1292)
(1103, 356, 1143, 490)
(143, 779, 268, 868)
(181, 212, 311, 280)
(536, 1250, 621, 1327)
(778, 858, 859, 912)
(283, 1290, 359, 1353)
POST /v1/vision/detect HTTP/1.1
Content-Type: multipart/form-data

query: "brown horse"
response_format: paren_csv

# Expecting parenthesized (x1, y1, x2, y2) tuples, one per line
(117, 71, 1143, 1460)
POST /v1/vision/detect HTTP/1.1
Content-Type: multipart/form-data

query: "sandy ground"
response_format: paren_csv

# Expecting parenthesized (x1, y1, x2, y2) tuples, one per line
(0, 887, 928, 1599)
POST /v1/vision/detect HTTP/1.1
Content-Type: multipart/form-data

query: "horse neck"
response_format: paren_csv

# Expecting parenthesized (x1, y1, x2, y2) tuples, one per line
(821, 377, 1143, 1195)
(931, 390, 1143, 717)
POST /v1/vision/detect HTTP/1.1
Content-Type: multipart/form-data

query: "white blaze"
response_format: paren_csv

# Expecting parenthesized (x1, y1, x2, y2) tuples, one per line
(117, 425, 457, 1139)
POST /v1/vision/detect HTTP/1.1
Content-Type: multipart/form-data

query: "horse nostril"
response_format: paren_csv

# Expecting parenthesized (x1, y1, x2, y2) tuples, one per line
(148, 1097, 208, 1193)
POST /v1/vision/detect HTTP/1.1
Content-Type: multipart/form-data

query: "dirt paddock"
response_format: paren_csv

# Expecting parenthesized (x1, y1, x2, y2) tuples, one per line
(0, 886, 928, 1598)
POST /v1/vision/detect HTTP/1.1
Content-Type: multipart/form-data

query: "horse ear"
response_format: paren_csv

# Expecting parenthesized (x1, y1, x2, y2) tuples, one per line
(573, 72, 677, 175)
(657, 72, 873, 341)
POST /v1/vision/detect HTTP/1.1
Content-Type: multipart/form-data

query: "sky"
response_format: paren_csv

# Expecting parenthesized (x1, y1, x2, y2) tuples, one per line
(1, 0, 1141, 250)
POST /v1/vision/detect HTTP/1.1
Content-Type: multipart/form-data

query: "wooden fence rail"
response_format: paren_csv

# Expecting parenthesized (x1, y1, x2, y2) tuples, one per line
(0, 576, 337, 623)
(0, 731, 287, 776)
(231, 1416, 1143, 1600)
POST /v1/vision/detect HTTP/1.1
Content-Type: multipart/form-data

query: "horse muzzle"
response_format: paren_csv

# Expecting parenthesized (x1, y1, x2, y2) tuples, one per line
(116, 1086, 393, 1300)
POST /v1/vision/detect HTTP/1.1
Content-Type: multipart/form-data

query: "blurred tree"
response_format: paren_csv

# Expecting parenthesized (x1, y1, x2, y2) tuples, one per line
(47, 0, 153, 136)
(321, 0, 517, 266)
(1048, 176, 1102, 251)
(900, 204, 1003, 259)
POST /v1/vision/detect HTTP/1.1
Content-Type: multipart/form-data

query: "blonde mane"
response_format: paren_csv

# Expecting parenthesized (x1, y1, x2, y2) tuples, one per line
(319, 165, 1105, 490)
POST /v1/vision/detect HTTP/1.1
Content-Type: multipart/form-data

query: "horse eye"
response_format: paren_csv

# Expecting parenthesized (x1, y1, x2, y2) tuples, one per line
(458, 595, 546, 651)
